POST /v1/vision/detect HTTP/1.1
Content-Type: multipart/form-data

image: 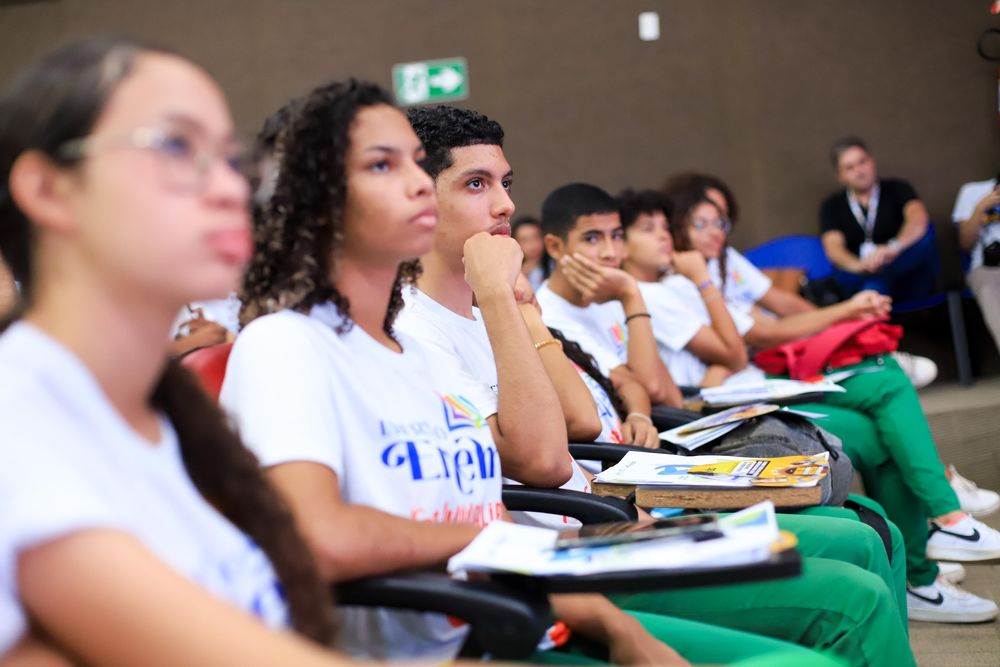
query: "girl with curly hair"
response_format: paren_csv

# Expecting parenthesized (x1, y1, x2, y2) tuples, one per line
(0, 37, 364, 666)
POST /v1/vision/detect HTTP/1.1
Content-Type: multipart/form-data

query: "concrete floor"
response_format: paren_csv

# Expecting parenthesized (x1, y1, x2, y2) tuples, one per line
(908, 380, 1000, 666)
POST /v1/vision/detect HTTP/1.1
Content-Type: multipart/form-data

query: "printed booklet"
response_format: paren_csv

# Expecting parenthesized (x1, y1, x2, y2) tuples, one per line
(592, 451, 830, 489)
(447, 501, 784, 577)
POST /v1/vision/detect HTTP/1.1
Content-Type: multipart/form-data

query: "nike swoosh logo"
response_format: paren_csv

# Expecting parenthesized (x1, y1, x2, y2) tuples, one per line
(908, 590, 945, 605)
(934, 527, 982, 543)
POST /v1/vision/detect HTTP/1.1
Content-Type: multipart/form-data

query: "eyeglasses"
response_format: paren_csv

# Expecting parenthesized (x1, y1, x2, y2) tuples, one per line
(58, 126, 256, 193)
(690, 216, 732, 234)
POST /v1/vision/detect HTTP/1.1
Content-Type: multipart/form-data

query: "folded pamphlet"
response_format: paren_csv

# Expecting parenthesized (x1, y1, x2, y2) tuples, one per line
(447, 502, 781, 577)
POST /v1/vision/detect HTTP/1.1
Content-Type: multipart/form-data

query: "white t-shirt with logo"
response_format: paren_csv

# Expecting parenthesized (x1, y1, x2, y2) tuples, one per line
(0, 322, 286, 658)
(708, 247, 772, 313)
(951, 178, 1000, 271)
(536, 283, 628, 376)
(395, 288, 591, 529)
(639, 276, 762, 387)
(219, 301, 503, 661)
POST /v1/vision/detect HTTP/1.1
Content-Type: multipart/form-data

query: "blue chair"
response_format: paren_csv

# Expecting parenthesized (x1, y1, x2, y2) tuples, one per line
(743, 231, 973, 386)
(743, 235, 833, 281)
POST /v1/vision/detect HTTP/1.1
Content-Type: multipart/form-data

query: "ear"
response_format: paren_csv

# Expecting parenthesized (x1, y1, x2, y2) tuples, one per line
(543, 233, 565, 261)
(8, 151, 77, 234)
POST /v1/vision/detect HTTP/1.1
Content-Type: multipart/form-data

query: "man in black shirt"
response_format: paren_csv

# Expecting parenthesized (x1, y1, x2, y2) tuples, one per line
(819, 137, 937, 300)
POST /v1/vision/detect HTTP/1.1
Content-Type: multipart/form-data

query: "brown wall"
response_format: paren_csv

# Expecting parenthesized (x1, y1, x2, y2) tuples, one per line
(2, 0, 999, 249)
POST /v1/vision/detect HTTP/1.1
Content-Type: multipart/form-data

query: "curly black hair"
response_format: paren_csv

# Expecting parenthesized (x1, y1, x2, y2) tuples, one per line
(240, 79, 420, 335)
(406, 105, 504, 179)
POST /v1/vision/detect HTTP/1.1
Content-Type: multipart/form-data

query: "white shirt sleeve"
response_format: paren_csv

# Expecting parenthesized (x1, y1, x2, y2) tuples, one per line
(641, 282, 702, 351)
(952, 180, 996, 223)
(726, 248, 772, 303)
(728, 303, 756, 336)
(219, 315, 345, 474)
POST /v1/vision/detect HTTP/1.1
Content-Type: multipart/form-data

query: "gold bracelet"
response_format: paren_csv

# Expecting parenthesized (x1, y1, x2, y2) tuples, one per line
(534, 338, 563, 352)
(626, 412, 653, 423)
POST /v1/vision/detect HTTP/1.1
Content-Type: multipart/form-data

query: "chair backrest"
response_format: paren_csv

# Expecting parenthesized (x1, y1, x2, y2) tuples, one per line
(179, 342, 234, 401)
(742, 235, 834, 281)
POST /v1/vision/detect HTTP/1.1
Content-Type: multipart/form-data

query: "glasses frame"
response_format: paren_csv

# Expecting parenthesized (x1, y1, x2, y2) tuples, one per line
(57, 126, 253, 193)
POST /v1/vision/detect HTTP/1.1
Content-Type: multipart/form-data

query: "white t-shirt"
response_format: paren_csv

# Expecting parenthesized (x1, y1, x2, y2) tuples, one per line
(951, 178, 1000, 271)
(708, 247, 772, 313)
(0, 322, 286, 658)
(219, 302, 503, 661)
(642, 276, 764, 387)
(395, 288, 591, 529)
(536, 283, 628, 376)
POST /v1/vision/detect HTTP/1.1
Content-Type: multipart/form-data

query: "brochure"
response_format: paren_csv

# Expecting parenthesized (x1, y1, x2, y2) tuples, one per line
(661, 403, 781, 451)
(699, 378, 845, 406)
(447, 502, 781, 577)
(593, 451, 829, 488)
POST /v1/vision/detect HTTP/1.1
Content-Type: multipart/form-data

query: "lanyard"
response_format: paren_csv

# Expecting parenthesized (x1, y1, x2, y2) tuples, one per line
(846, 184, 880, 241)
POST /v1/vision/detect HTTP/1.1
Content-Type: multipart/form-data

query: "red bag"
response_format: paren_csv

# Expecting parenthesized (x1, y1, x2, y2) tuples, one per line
(752, 318, 903, 380)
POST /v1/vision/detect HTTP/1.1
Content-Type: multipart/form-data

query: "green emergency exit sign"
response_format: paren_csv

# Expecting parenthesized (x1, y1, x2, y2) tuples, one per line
(392, 57, 469, 106)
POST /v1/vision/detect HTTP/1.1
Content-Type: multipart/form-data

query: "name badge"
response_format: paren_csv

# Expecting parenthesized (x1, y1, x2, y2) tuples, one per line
(859, 240, 877, 260)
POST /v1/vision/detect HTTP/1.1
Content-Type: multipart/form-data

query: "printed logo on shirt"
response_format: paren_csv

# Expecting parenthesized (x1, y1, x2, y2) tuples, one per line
(441, 393, 486, 431)
(608, 321, 627, 360)
(196, 536, 288, 628)
(379, 396, 499, 497)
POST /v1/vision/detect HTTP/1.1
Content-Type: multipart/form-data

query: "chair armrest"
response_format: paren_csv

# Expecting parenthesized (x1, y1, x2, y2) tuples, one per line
(334, 572, 553, 659)
(503, 485, 638, 523)
(568, 441, 653, 464)
(651, 405, 701, 429)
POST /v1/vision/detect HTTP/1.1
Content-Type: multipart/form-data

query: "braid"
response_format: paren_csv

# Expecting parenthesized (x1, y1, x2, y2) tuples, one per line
(153, 360, 336, 643)
(547, 327, 627, 422)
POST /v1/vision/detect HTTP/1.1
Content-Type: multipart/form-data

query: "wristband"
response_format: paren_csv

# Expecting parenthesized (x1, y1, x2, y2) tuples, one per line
(697, 279, 713, 292)
(624, 312, 651, 324)
(626, 412, 653, 424)
(534, 338, 563, 352)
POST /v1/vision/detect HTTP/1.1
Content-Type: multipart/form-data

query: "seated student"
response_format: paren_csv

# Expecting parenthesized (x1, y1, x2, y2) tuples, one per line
(218, 79, 845, 667)
(533, 183, 916, 667)
(818, 136, 939, 303)
(400, 105, 658, 452)
(654, 180, 1000, 623)
(952, 173, 1000, 355)
(513, 215, 551, 290)
(0, 36, 380, 667)
(665, 171, 938, 390)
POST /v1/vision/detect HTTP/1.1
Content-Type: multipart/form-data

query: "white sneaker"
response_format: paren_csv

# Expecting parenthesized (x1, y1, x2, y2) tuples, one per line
(907, 577, 998, 623)
(948, 465, 1000, 517)
(936, 561, 966, 584)
(891, 351, 937, 389)
(927, 515, 1000, 561)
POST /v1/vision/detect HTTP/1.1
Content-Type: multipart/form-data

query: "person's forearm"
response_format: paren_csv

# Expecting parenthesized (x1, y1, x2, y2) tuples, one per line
(701, 285, 747, 371)
(620, 291, 682, 407)
(895, 213, 928, 250)
(521, 307, 602, 441)
(959, 213, 986, 252)
(701, 364, 734, 387)
(746, 302, 852, 349)
(302, 503, 483, 582)
(612, 370, 653, 417)
(549, 593, 631, 645)
(828, 245, 865, 272)
(476, 287, 572, 487)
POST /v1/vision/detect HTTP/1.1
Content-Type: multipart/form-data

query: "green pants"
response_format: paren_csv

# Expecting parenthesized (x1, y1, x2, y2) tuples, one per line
(532, 610, 846, 665)
(791, 355, 960, 586)
(786, 499, 908, 628)
(611, 557, 912, 667)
